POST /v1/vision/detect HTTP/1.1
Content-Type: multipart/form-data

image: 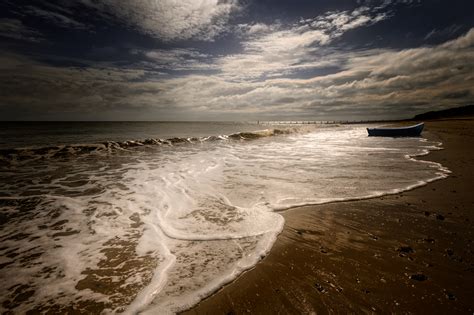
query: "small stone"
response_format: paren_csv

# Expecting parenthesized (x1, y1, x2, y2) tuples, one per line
(397, 246, 414, 254)
(314, 283, 327, 293)
(436, 214, 445, 220)
(410, 273, 428, 281)
(424, 211, 431, 216)
(444, 290, 456, 300)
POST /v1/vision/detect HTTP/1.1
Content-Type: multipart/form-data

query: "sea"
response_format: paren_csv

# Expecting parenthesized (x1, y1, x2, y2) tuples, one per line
(0, 122, 450, 314)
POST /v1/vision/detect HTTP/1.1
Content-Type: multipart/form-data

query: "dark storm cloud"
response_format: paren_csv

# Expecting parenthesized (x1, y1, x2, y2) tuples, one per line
(0, 18, 44, 42)
(0, 0, 473, 120)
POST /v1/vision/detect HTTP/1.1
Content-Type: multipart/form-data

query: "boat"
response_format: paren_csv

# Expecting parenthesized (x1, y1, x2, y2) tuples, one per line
(367, 122, 424, 137)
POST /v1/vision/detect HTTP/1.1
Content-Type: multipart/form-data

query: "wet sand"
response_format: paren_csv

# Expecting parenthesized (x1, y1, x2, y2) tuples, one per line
(184, 118, 474, 314)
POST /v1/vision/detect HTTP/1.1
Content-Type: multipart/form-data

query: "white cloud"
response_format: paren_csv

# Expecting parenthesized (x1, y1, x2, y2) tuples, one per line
(211, 6, 389, 80)
(236, 22, 281, 37)
(80, 0, 241, 41)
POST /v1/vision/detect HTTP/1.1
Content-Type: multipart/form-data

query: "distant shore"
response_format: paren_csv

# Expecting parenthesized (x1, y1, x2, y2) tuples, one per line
(184, 118, 474, 314)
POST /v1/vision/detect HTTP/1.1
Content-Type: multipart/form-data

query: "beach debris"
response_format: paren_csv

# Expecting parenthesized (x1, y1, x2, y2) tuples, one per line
(410, 273, 428, 281)
(320, 246, 328, 254)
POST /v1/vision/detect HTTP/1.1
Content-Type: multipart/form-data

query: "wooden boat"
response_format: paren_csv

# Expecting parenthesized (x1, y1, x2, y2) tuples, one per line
(367, 122, 424, 137)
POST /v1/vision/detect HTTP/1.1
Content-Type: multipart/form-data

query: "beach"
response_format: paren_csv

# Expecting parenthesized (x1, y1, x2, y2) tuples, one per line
(184, 118, 474, 314)
(0, 119, 471, 314)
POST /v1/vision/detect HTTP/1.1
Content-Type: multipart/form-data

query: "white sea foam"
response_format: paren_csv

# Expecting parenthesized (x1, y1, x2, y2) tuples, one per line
(0, 125, 450, 314)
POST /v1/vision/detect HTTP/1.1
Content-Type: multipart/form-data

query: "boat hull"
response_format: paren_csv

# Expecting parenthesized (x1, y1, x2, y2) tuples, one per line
(367, 123, 424, 137)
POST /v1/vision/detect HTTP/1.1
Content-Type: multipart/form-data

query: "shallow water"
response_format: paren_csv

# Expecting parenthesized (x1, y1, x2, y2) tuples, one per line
(0, 123, 449, 314)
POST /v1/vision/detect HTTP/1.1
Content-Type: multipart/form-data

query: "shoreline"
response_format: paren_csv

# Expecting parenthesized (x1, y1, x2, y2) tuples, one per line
(183, 118, 474, 314)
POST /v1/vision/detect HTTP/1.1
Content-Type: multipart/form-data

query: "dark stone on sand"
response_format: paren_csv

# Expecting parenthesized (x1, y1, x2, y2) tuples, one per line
(445, 249, 454, 256)
(410, 273, 428, 281)
(314, 283, 327, 293)
(397, 246, 414, 254)
(424, 211, 431, 216)
(444, 290, 457, 300)
(436, 214, 445, 220)
(423, 238, 435, 244)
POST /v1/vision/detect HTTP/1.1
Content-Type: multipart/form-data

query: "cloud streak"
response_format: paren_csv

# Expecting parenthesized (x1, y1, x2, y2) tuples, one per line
(0, 18, 44, 43)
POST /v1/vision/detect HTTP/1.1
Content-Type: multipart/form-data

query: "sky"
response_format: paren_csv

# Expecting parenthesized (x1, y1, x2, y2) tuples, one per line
(0, 0, 473, 121)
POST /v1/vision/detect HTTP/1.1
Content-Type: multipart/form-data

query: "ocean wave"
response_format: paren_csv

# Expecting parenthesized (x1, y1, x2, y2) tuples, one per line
(0, 128, 298, 164)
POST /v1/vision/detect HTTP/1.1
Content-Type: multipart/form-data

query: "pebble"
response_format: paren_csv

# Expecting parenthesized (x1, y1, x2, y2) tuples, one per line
(397, 246, 414, 254)
(410, 273, 428, 281)
(444, 290, 457, 300)
(314, 283, 327, 293)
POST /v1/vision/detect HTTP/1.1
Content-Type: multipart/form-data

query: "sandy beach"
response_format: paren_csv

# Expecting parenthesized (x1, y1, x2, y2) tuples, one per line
(184, 118, 474, 314)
